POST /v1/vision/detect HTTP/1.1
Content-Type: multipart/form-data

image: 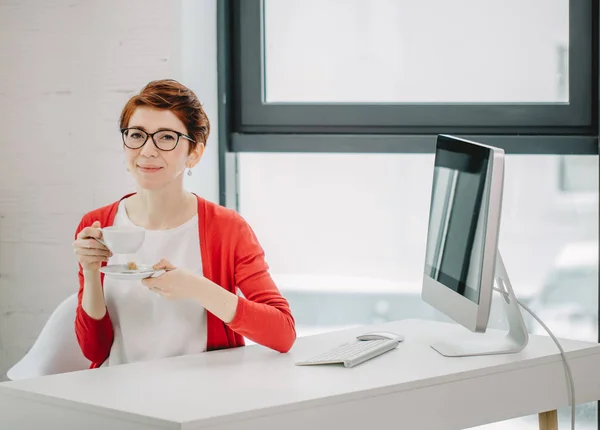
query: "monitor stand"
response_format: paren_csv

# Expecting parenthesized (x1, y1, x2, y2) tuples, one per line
(431, 251, 529, 357)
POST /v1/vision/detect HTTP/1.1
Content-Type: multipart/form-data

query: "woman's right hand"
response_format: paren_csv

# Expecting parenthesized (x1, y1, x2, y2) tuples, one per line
(73, 221, 112, 272)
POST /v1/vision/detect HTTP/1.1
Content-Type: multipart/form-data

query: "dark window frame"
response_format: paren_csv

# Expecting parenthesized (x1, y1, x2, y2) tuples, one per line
(233, 0, 595, 137)
(221, 0, 599, 156)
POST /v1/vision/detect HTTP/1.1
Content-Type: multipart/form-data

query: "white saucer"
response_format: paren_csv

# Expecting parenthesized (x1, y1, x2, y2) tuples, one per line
(100, 264, 159, 280)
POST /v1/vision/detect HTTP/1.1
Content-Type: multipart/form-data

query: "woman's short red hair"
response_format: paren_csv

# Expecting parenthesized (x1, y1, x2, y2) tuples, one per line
(119, 79, 210, 152)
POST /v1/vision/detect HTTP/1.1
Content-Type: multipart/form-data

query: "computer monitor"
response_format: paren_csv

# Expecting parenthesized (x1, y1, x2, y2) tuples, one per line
(422, 135, 529, 357)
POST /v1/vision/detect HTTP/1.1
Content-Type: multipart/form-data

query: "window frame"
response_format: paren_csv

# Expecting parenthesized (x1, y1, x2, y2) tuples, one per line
(233, 0, 595, 136)
(230, 133, 598, 154)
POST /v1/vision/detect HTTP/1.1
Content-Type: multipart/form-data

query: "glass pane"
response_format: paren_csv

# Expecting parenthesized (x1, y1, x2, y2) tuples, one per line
(238, 151, 598, 429)
(560, 156, 599, 193)
(264, 0, 569, 103)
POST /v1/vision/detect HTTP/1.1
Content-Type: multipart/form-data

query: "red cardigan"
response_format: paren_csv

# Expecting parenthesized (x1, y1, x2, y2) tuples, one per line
(74, 194, 296, 368)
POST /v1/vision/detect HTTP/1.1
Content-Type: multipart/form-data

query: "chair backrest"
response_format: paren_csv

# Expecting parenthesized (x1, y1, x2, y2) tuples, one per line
(7, 293, 90, 380)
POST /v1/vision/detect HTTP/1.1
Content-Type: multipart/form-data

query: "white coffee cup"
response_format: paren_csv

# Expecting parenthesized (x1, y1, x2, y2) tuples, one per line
(100, 226, 145, 254)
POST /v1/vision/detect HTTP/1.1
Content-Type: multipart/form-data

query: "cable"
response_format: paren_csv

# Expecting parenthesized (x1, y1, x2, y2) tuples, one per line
(520, 300, 576, 430)
(493, 286, 575, 430)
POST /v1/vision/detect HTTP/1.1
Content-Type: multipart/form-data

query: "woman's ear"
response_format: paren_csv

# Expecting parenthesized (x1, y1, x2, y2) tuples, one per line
(188, 142, 205, 168)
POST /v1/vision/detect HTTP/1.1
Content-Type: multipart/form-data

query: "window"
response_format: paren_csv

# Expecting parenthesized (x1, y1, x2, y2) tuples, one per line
(235, 0, 593, 134)
(264, 0, 569, 104)
(222, 1, 600, 428)
(559, 156, 600, 193)
(238, 152, 598, 428)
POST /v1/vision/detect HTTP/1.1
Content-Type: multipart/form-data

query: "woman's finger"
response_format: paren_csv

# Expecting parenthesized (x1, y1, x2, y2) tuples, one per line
(75, 248, 111, 257)
(73, 238, 110, 252)
(153, 258, 176, 271)
(73, 244, 111, 257)
(141, 278, 156, 288)
(77, 226, 102, 240)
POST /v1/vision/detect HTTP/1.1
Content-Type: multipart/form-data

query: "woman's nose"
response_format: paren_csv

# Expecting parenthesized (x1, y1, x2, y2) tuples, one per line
(140, 139, 159, 157)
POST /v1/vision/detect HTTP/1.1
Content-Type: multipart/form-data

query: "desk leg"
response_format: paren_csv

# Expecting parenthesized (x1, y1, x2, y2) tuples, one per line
(538, 410, 558, 430)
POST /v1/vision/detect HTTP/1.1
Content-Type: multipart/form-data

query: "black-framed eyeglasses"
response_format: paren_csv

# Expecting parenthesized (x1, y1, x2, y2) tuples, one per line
(121, 128, 195, 152)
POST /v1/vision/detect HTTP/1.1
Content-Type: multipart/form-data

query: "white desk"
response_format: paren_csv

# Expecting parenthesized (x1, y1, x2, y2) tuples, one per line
(1, 319, 599, 430)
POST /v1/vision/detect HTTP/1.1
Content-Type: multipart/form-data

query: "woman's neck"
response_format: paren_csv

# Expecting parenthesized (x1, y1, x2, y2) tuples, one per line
(125, 185, 197, 231)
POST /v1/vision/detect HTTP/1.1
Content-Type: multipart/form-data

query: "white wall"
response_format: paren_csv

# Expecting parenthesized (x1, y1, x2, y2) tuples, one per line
(0, 0, 219, 380)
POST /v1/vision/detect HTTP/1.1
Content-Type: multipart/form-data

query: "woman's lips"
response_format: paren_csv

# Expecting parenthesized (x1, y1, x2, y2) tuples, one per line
(138, 165, 162, 173)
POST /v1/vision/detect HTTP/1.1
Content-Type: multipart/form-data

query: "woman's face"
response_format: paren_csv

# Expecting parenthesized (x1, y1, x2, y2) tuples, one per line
(123, 107, 202, 191)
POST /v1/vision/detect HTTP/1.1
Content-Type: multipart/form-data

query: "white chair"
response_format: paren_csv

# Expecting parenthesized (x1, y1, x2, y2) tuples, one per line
(7, 293, 90, 380)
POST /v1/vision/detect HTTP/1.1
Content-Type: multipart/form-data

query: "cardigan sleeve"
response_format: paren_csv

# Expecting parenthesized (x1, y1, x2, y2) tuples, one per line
(74, 217, 114, 366)
(227, 217, 296, 353)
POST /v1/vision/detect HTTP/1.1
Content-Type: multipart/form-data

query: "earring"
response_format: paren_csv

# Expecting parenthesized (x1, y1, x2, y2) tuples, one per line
(187, 168, 193, 176)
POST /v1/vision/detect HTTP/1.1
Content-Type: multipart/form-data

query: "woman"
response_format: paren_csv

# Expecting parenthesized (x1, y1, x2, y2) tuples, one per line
(72, 79, 296, 368)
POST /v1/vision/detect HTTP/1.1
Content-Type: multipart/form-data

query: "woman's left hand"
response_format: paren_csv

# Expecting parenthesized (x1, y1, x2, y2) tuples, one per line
(141, 259, 198, 300)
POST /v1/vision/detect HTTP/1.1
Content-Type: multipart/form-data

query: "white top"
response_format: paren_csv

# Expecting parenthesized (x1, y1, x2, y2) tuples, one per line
(102, 199, 207, 366)
(2, 319, 600, 430)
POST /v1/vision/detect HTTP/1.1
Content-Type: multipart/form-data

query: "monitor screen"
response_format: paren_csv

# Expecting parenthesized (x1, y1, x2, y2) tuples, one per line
(424, 136, 491, 304)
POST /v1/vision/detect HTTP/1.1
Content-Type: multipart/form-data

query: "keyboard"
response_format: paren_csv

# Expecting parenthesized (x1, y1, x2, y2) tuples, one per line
(295, 339, 401, 368)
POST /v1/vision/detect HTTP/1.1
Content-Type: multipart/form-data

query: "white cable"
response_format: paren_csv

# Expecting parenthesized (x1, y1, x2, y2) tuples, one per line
(493, 286, 575, 430)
